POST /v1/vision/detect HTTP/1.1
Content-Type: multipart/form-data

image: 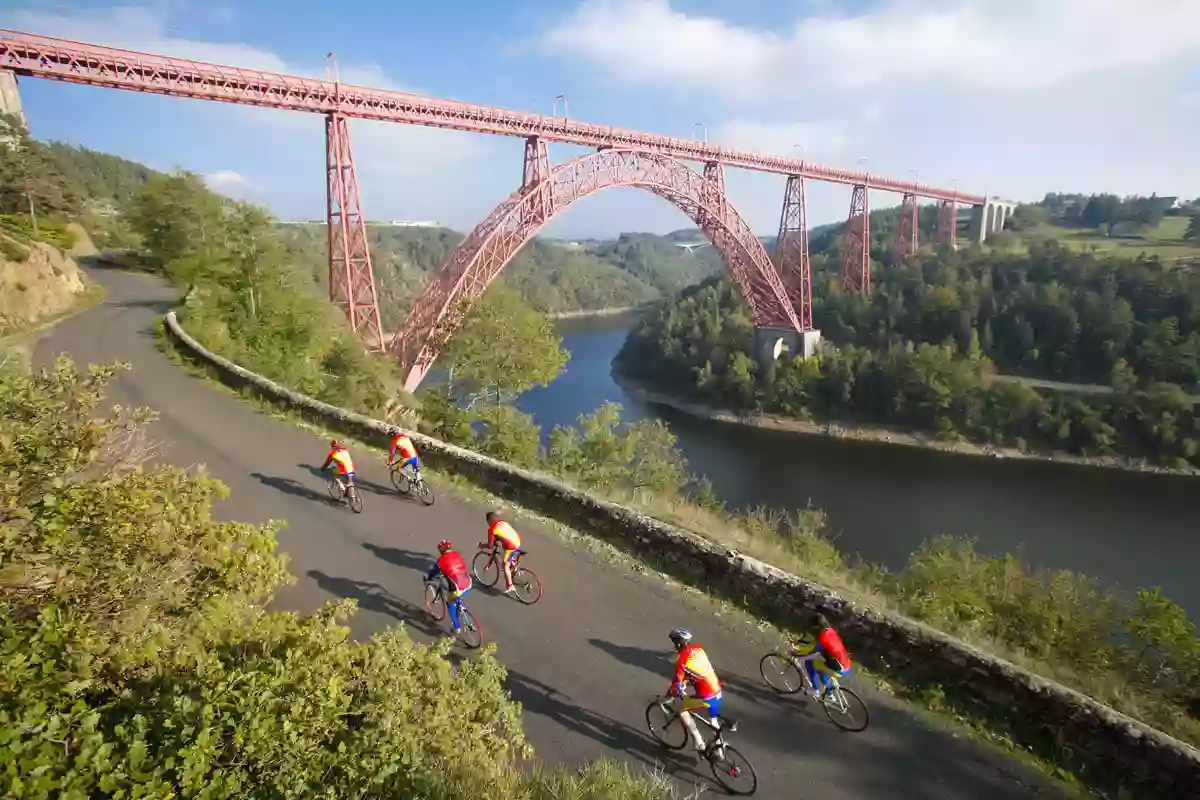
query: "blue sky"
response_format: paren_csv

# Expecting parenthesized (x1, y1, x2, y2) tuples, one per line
(3, 0, 1199, 238)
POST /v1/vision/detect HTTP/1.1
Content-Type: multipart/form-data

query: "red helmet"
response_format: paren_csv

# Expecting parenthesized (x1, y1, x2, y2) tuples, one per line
(437, 540, 453, 553)
(330, 440, 341, 449)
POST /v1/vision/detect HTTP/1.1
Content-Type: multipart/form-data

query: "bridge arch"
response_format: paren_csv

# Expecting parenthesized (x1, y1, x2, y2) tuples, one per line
(391, 147, 802, 392)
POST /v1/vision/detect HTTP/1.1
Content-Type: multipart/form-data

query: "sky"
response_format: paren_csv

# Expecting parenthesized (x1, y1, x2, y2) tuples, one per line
(2, 0, 1199, 239)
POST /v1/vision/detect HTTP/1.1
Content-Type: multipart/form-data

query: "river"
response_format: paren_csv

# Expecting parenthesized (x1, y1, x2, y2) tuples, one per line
(517, 313, 1200, 618)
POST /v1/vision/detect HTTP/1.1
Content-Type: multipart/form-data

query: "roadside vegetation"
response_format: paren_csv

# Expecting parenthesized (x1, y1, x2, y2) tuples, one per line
(7, 118, 1198, 792)
(0, 356, 679, 799)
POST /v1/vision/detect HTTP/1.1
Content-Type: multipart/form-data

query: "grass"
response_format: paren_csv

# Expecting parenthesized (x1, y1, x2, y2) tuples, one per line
(1014, 217, 1200, 260)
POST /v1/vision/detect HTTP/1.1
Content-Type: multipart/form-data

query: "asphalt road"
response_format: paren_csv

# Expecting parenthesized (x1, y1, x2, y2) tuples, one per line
(35, 267, 1062, 799)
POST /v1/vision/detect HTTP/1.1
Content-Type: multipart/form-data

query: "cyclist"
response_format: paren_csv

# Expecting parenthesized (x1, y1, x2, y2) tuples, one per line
(667, 627, 723, 754)
(425, 540, 472, 636)
(790, 613, 852, 699)
(480, 510, 521, 596)
(322, 439, 356, 495)
(388, 426, 420, 478)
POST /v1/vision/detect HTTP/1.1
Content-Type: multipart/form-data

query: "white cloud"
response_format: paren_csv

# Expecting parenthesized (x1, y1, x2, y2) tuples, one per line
(542, 0, 1200, 100)
(204, 170, 247, 189)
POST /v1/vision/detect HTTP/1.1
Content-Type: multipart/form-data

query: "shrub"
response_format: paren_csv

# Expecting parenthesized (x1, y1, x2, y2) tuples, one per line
(0, 358, 672, 799)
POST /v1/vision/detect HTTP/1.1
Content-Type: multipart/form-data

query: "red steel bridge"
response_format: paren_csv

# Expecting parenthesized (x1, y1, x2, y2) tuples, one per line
(0, 29, 988, 392)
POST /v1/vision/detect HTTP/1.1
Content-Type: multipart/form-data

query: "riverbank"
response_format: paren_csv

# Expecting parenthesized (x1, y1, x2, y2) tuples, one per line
(612, 366, 1200, 479)
(544, 305, 643, 321)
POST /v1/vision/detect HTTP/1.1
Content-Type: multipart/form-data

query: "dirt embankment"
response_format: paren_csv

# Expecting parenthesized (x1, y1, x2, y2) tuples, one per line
(0, 223, 95, 329)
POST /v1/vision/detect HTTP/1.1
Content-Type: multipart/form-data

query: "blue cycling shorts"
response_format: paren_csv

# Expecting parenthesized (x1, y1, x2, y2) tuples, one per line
(400, 455, 419, 472)
(682, 692, 722, 719)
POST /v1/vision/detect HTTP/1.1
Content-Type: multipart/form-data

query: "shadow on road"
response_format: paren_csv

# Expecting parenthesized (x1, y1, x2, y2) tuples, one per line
(114, 297, 177, 314)
(363, 542, 434, 575)
(250, 471, 336, 506)
(297, 463, 394, 498)
(504, 669, 714, 794)
(307, 569, 446, 639)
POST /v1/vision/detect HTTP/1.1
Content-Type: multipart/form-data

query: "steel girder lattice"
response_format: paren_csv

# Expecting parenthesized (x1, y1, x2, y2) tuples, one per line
(391, 145, 803, 392)
(840, 185, 870, 295)
(325, 112, 384, 348)
(0, 30, 984, 204)
(937, 199, 959, 248)
(892, 192, 919, 262)
(774, 176, 812, 331)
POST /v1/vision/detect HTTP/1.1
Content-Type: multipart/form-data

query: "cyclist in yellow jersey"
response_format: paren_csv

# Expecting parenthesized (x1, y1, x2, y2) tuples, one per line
(480, 510, 522, 595)
(322, 440, 356, 494)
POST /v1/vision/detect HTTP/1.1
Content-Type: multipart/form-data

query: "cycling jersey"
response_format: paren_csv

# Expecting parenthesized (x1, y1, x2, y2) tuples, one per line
(487, 520, 522, 551)
(324, 448, 355, 476)
(390, 434, 417, 461)
(817, 626, 851, 671)
(672, 643, 721, 699)
(428, 551, 471, 592)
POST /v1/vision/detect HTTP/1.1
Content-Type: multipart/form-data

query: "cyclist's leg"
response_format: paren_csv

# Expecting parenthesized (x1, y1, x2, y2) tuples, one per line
(343, 471, 356, 494)
(446, 586, 469, 631)
(500, 546, 518, 590)
(809, 653, 838, 695)
(680, 695, 716, 750)
(401, 455, 419, 476)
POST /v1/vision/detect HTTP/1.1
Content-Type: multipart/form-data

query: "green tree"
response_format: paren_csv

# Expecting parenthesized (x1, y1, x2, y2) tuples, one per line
(441, 283, 570, 407)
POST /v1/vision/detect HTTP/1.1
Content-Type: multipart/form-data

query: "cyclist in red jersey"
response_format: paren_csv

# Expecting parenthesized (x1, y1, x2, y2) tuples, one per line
(667, 628, 723, 753)
(790, 613, 852, 699)
(425, 540, 472, 634)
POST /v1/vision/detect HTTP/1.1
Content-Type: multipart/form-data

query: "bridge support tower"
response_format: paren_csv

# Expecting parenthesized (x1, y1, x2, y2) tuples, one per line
(839, 184, 870, 294)
(325, 112, 384, 349)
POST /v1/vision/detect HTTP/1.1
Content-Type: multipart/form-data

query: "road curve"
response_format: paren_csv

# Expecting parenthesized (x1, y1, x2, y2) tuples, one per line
(35, 268, 1062, 799)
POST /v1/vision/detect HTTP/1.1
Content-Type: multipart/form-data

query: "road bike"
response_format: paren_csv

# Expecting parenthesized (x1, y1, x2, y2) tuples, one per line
(759, 649, 870, 732)
(423, 577, 483, 648)
(390, 461, 435, 506)
(472, 544, 542, 605)
(645, 694, 758, 795)
(326, 473, 363, 514)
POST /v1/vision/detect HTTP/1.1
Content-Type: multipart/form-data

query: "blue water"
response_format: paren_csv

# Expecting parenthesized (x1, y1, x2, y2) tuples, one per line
(516, 314, 1200, 618)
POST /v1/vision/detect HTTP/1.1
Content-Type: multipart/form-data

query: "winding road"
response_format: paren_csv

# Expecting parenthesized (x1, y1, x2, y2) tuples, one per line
(35, 267, 1063, 799)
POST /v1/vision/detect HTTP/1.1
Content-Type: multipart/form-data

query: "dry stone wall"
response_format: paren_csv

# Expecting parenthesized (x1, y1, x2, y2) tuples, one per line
(164, 310, 1200, 798)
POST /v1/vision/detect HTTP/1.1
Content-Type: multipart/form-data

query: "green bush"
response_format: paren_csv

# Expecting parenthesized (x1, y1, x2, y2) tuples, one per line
(0, 358, 673, 799)
(0, 212, 77, 249)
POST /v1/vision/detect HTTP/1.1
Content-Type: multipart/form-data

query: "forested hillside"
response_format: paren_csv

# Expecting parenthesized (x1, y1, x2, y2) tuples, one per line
(617, 237, 1200, 470)
(274, 223, 722, 325)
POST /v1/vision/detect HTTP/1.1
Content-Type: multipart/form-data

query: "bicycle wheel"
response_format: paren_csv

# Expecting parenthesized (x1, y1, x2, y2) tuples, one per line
(390, 466, 411, 494)
(709, 744, 758, 796)
(326, 478, 342, 501)
(416, 480, 435, 506)
(456, 606, 483, 649)
(759, 653, 805, 694)
(424, 583, 446, 621)
(512, 567, 542, 605)
(347, 487, 363, 514)
(822, 685, 870, 732)
(472, 552, 500, 587)
(644, 700, 688, 750)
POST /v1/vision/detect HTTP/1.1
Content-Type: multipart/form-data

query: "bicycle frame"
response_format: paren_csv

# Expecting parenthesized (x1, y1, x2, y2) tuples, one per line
(659, 695, 736, 755)
(789, 653, 850, 700)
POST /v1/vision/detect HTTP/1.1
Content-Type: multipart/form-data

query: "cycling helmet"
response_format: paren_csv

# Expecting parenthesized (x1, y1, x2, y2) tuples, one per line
(330, 440, 342, 449)
(437, 540, 453, 553)
(389, 426, 402, 436)
(815, 613, 831, 630)
(485, 510, 502, 524)
(669, 628, 693, 649)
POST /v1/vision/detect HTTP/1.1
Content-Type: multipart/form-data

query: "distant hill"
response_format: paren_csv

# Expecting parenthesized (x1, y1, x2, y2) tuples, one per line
(275, 223, 724, 326)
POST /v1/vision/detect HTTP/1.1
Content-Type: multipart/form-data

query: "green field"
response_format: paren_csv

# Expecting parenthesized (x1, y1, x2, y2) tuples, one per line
(1015, 216, 1200, 259)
